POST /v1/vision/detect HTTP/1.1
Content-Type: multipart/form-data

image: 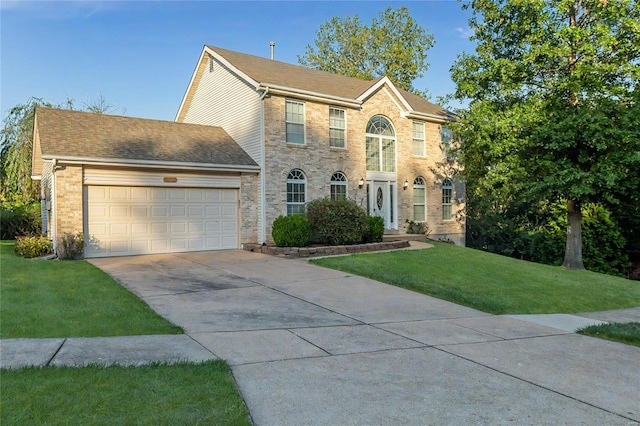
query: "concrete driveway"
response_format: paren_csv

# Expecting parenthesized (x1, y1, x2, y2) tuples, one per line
(90, 250, 640, 425)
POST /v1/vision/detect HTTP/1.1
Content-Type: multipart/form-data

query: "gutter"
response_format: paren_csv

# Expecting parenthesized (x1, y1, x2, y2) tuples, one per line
(258, 84, 361, 108)
(43, 156, 261, 173)
(402, 110, 456, 123)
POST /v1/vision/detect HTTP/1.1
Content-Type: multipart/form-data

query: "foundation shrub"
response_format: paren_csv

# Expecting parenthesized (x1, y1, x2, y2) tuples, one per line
(306, 197, 368, 245)
(272, 215, 310, 247)
(364, 215, 385, 243)
(14, 235, 53, 258)
(57, 232, 85, 260)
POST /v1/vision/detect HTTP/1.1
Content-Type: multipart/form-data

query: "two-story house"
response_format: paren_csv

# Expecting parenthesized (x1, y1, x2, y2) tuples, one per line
(31, 45, 464, 258)
(177, 45, 465, 245)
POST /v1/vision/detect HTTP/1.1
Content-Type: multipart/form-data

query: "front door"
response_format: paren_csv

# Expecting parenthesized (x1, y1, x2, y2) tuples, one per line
(371, 181, 389, 229)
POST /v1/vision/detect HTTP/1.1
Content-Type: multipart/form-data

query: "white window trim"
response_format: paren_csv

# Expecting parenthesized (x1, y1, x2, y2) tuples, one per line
(442, 178, 453, 221)
(413, 177, 426, 222)
(287, 169, 306, 215)
(329, 107, 347, 149)
(412, 121, 426, 157)
(286, 100, 306, 145)
(330, 171, 348, 200)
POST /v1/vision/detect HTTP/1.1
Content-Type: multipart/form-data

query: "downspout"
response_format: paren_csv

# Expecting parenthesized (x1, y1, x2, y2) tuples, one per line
(258, 87, 269, 243)
(51, 159, 58, 252)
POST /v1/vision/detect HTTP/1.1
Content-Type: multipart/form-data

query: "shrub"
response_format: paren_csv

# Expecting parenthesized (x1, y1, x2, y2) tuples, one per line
(306, 197, 368, 245)
(272, 215, 310, 247)
(364, 215, 385, 243)
(0, 202, 42, 240)
(15, 235, 53, 258)
(57, 232, 85, 260)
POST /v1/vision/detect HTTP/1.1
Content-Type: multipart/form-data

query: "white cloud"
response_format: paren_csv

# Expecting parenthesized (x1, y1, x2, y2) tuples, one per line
(455, 26, 473, 39)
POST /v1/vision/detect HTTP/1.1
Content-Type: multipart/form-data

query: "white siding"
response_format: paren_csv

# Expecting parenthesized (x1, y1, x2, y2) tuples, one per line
(41, 160, 54, 237)
(181, 56, 264, 242)
(182, 58, 263, 164)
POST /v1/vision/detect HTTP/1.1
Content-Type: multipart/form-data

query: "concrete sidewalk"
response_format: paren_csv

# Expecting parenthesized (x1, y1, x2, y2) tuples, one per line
(2, 249, 639, 425)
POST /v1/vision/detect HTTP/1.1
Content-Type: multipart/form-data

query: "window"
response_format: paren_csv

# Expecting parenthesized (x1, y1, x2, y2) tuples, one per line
(329, 108, 346, 148)
(412, 121, 425, 156)
(365, 116, 396, 172)
(286, 101, 305, 144)
(330, 172, 347, 200)
(413, 177, 426, 222)
(442, 178, 453, 221)
(287, 169, 306, 215)
(441, 126, 453, 159)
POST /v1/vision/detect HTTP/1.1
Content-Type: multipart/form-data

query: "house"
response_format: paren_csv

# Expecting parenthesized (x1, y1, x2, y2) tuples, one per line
(32, 45, 465, 258)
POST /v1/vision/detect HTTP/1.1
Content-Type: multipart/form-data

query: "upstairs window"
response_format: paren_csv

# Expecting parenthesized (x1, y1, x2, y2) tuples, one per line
(286, 101, 305, 144)
(442, 178, 453, 221)
(441, 126, 453, 159)
(412, 121, 425, 156)
(365, 116, 396, 172)
(413, 177, 426, 222)
(330, 172, 347, 200)
(329, 108, 346, 148)
(287, 169, 306, 215)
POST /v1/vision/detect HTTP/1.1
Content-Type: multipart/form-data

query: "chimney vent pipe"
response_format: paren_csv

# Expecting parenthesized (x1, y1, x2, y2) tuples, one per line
(270, 41, 275, 60)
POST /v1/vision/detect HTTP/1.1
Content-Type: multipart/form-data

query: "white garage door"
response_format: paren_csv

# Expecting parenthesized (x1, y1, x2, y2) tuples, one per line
(85, 186, 238, 258)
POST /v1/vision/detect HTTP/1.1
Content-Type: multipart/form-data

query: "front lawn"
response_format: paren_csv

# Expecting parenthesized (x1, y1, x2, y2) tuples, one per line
(0, 240, 182, 338)
(310, 242, 640, 314)
(1, 361, 250, 425)
(577, 322, 640, 347)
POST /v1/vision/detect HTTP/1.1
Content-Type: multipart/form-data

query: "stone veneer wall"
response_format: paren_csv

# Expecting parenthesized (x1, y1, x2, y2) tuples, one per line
(55, 165, 84, 236)
(261, 85, 465, 244)
(240, 172, 259, 244)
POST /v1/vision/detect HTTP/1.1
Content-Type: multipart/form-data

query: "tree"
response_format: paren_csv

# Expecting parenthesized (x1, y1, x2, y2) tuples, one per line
(298, 6, 435, 93)
(450, 0, 640, 270)
(0, 96, 117, 205)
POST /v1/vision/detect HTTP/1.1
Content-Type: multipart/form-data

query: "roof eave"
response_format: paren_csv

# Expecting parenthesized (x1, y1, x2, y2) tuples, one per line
(402, 110, 456, 123)
(43, 155, 261, 173)
(258, 84, 361, 108)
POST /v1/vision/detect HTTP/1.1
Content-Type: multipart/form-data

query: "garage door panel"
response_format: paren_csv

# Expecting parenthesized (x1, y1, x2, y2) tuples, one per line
(86, 186, 239, 257)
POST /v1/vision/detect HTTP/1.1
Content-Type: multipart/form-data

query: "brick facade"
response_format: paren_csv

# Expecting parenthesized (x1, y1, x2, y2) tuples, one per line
(55, 165, 84, 236)
(261, 84, 465, 244)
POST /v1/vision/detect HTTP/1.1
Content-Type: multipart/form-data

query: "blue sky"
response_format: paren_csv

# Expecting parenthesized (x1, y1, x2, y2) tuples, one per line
(1, 1, 474, 121)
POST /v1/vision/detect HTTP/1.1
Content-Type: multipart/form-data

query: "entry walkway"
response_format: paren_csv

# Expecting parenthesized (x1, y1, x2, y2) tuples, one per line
(2, 248, 639, 425)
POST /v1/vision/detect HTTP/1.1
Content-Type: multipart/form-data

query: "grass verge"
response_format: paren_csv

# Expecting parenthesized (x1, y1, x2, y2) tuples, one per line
(1, 360, 251, 425)
(1, 240, 182, 338)
(310, 242, 640, 314)
(577, 322, 640, 347)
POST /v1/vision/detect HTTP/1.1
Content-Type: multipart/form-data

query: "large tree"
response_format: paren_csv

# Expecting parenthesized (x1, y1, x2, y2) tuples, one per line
(451, 0, 640, 270)
(298, 6, 435, 93)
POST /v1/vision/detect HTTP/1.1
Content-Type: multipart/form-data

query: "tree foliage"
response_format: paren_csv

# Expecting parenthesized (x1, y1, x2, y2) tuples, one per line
(0, 96, 117, 205)
(451, 0, 640, 270)
(298, 6, 435, 92)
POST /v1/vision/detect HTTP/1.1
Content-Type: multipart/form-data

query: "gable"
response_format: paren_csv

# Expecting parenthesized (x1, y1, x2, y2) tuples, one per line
(177, 45, 454, 123)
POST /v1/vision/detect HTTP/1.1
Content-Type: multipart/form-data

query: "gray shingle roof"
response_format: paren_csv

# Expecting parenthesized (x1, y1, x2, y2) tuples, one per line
(208, 46, 451, 118)
(35, 107, 258, 168)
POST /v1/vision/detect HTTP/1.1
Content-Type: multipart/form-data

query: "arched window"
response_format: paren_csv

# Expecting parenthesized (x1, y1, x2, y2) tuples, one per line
(365, 116, 396, 172)
(330, 172, 347, 200)
(413, 177, 426, 222)
(287, 169, 306, 215)
(442, 178, 453, 221)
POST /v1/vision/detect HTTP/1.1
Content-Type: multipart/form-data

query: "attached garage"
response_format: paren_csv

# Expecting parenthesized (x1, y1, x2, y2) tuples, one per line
(31, 107, 260, 259)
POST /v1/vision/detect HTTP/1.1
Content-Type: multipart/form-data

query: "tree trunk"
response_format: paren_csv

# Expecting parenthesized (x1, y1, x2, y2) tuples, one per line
(562, 199, 585, 270)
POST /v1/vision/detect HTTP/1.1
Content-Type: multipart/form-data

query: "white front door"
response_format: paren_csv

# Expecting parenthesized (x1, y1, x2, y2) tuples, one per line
(372, 182, 387, 224)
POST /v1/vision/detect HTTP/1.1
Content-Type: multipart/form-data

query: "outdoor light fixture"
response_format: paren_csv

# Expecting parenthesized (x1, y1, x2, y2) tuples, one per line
(358, 178, 365, 188)
(403, 179, 409, 190)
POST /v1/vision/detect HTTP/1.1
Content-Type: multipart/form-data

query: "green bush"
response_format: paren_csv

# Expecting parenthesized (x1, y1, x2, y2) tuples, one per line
(57, 232, 85, 260)
(272, 215, 310, 247)
(306, 197, 368, 245)
(364, 215, 385, 243)
(0, 202, 42, 239)
(14, 235, 53, 258)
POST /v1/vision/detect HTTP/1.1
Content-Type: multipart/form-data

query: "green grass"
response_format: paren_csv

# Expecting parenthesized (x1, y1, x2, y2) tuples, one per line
(310, 242, 640, 314)
(577, 322, 640, 347)
(0, 240, 182, 338)
(1, 360, 251, 425)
